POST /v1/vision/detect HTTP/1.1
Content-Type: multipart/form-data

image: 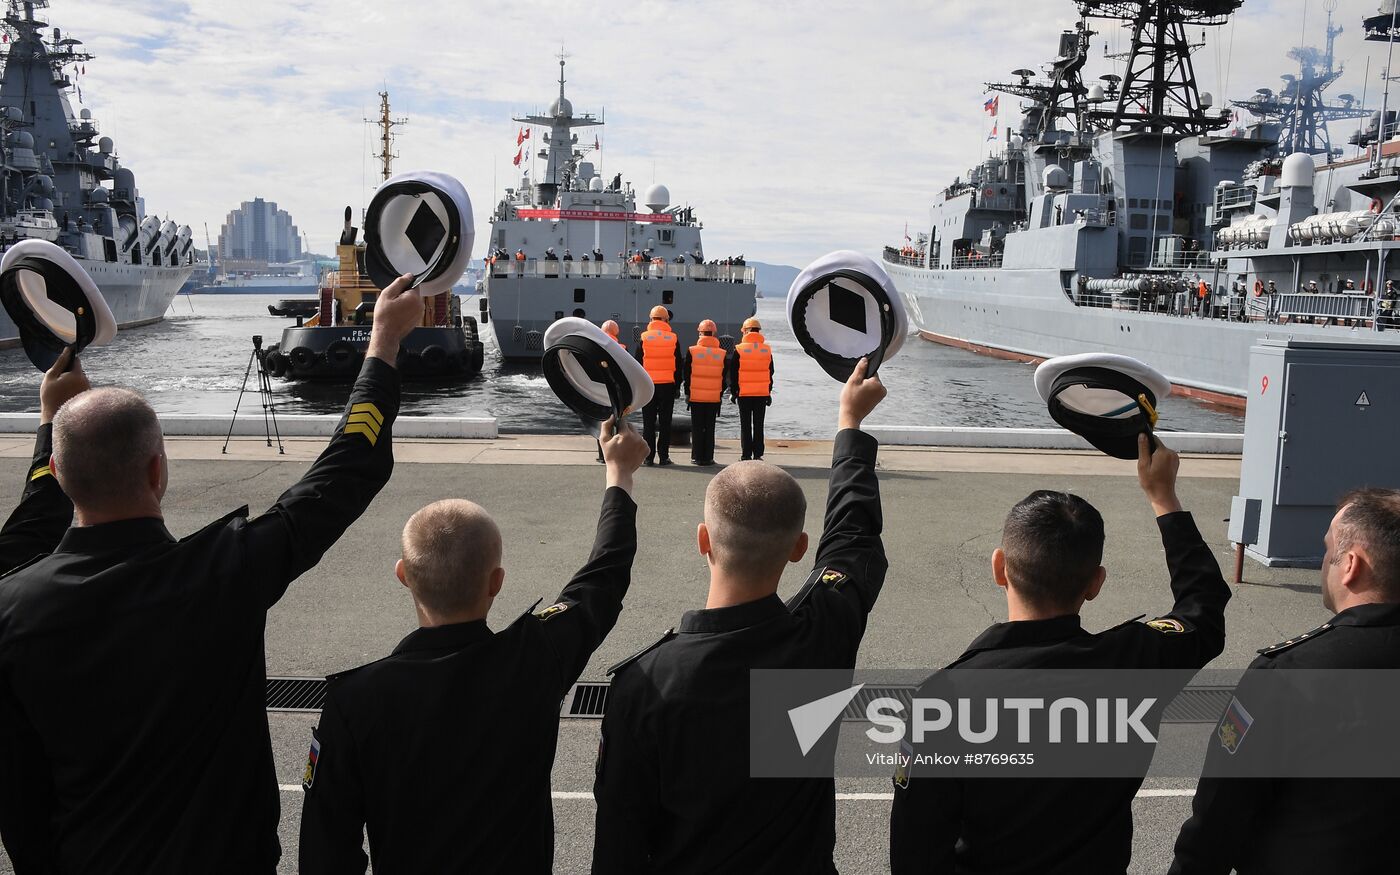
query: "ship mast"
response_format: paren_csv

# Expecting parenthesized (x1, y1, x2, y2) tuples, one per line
(512, 55, 602, 206)
(366, 91, 407, 183)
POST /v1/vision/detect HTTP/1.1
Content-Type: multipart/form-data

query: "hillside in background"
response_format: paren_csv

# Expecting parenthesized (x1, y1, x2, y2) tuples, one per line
(750, 261, 800, 298)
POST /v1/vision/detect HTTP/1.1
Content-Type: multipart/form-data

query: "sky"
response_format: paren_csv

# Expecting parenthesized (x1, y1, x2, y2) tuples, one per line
(40, 0, 1399, 267)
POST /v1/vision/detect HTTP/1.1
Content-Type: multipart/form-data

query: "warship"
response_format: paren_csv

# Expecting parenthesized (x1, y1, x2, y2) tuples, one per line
(0, 0, 194, 349)
(885, 0, 1400, 408)
(481, 59, 757, 360)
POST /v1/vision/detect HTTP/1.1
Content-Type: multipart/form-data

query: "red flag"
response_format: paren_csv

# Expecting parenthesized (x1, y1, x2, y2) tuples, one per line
(516, 127, 524, 146)
(523, 128, 530, 140)
(594, 135, 599, 150)
(2, 34, 8, 43)
(512, 147, 523, 167)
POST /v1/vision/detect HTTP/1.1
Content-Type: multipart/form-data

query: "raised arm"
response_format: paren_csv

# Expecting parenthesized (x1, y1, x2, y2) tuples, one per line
(530, 417, 648, 696)
(1116, 434, 1230, 667)
(0, 348, 87, 573)
(243, 274, 422, 606)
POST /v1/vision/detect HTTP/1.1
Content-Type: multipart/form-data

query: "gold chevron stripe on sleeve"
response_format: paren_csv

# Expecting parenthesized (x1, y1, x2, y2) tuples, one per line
(346, 412, 383, 435)
(344, 422, 380, 446)
(349, 402, 384, 426)
(29, 465, 51, 481)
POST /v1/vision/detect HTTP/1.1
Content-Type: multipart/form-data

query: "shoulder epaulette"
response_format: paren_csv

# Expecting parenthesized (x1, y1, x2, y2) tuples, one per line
(606, 628, 676, 677)
(1257, 620, 1336, 656)
(0, 551, 47, 582)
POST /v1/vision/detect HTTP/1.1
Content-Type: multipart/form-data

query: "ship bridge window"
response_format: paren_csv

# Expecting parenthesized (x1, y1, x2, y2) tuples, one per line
(1130, 213, 1149, 230)
(658, 229, 674, 244)
(663, 289, 674, 305)
(497, 229, 506, 248)
(1156, 215, 1171, 231)
(574, 288, 586, 303)
(1128, 198, 1139, 208)
(573, 308, 586, 318)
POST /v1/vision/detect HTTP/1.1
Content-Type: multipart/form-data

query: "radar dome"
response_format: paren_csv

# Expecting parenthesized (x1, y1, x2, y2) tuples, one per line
(1043, 166, 1069, 191)
(589, 177, 605, 192)
(37, 198, 53, 212)
(80, 108, 92, 120)
(1088, 84, 1106, 101)
(5, 107, 21, 122)
(114, 168, 136, 193)
(551, 96, 573, 117)
(1199, 92, 1214, 109)
(98, 136, 113, 154)
(35, 175, 53, 193)
(1280, 152, 1315, 188)
(15, 131, 33, 149)
(88, 187, 108, 203)
(644, 183, 670, 212)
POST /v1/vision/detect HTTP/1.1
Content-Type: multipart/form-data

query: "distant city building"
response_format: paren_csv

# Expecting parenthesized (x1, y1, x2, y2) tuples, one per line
(218, 197, 302, 270)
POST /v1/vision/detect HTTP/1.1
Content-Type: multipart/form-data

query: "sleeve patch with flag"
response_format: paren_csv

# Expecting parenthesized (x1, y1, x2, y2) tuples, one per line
(344, 402, 384, 446)
(302, 729, 321, 790)
(1146, 618, 1187, 634)
(819, 569, 848, 588)
(29, 464, 52, 481)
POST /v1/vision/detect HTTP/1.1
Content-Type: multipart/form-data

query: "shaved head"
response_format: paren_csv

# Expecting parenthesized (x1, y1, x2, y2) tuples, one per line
(704, 461, 807, 578)
(401, 499, 504, 616)
(52, 387, 164, 512)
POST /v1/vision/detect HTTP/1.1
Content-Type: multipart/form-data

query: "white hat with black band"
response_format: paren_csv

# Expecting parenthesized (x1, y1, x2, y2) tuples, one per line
(542, 317, 654, 434)
(0, 239, 116, 371)
(363, 171, 474, 296)
(786, 249, 908, 381)
(1034, 353, 1172, 460)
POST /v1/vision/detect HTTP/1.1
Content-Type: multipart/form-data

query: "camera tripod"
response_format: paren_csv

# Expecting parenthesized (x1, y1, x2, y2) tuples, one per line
(223, 334, 284, 454)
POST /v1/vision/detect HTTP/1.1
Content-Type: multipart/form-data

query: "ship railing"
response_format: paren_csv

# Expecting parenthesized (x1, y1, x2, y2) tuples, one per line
(1149, 252, 1211, 271)
(1213, 184, 1256, 214)
(1271, 293, 1376, 322)
(949, 253, 1003, 270)
(881, 248, 926, 268)
(486, 260, 755, 283)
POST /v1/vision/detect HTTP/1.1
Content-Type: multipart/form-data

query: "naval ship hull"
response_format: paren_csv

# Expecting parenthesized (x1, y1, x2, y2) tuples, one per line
(0, 260, 194, 350)
(485, 271, 758, 360)
(885, 261, 1387, 408)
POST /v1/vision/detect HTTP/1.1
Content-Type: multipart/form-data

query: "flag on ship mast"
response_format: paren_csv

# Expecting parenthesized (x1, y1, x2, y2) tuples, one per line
(987, 123, 998, 141)
(984, 95, 999, 115)
(516, 127, 525, 146)
(512, 147, 523, 167)
(904, 222, 911, 243)
(594, 135, 600, 150)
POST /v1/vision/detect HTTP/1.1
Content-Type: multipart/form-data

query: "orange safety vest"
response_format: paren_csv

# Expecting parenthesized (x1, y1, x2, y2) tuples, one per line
(687, 336, 725, 403)
(735, 332, 773, 397)
(640, 320, 678, 384)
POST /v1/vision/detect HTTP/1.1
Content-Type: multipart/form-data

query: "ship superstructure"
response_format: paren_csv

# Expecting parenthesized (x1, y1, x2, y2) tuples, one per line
(886, 0, 1400, 407)
(482, 59, 756, 360)
(0, 0, 194, 348)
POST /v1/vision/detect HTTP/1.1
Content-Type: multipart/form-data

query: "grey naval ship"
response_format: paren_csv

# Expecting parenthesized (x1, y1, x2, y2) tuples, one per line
(885, 0, 1400, 408)
(481, 60, 757, 360)
(0, 0, 194, 349)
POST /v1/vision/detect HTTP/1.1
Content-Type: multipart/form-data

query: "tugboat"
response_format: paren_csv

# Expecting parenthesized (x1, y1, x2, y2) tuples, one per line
(260, 205, 485, 381)
(260, 92, 484, 381)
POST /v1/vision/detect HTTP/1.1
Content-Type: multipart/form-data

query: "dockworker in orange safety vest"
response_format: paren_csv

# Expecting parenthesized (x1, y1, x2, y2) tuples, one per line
(727, 316, 774, 461)
(633, 306, 683, 465)
(682, 319, 729, 467)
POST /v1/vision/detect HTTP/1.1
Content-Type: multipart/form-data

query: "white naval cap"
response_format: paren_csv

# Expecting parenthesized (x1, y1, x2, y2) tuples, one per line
(542, 317, 654, 429)
(786, 249, 909, 381)
(0, 239, 116, 371)
(1034, 353, 1172, 459)
(363, 170, 474, 296)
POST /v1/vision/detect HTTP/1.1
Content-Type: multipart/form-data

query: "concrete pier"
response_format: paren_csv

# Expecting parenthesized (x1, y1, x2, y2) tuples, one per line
(0, 433, 1324, 874)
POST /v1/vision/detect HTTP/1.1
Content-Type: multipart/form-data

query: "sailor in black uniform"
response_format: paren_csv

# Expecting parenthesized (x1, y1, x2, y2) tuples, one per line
(592, 358, 890, 874)
(1169, 487, 1400, 875)
(890, 433, 1231, 874)
(298, 417, 649, 874)
(0, 274, 423, 875)
(0, 347, 87, 574)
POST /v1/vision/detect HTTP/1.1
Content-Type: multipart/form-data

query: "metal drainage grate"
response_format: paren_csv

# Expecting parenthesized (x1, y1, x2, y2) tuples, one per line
(561, 682, 610, 718)
(264, 679, 1235, 725)
(267, 677, 328, 712)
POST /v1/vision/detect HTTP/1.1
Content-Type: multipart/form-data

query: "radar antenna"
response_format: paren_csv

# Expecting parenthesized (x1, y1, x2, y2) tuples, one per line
(365, 91, 407, 183)
(1231, 1, 1366, 157)
(1076, 0, 1238, 137)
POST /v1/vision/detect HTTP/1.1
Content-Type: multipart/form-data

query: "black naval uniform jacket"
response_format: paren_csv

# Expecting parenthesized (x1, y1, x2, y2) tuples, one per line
(298, 487, 638, 875)
(890, 511, 1230, 875)
(591, 428, 887, 874)
(0, 423, 73, 574)
(0, 357, 399, 875)
(1169, 601, 1400, 875)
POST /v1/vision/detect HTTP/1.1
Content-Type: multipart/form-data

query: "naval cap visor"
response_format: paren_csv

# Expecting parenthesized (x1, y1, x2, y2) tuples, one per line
(786, 250, 908, 381)
(0, 239, 116, 371)
(363, 171, 474, 297)
(1034, 353, 1171, 460)
(543, 317, 654, 429)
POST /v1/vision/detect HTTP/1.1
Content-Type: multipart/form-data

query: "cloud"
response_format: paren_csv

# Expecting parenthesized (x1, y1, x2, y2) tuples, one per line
(42, 0, 1394, 267)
